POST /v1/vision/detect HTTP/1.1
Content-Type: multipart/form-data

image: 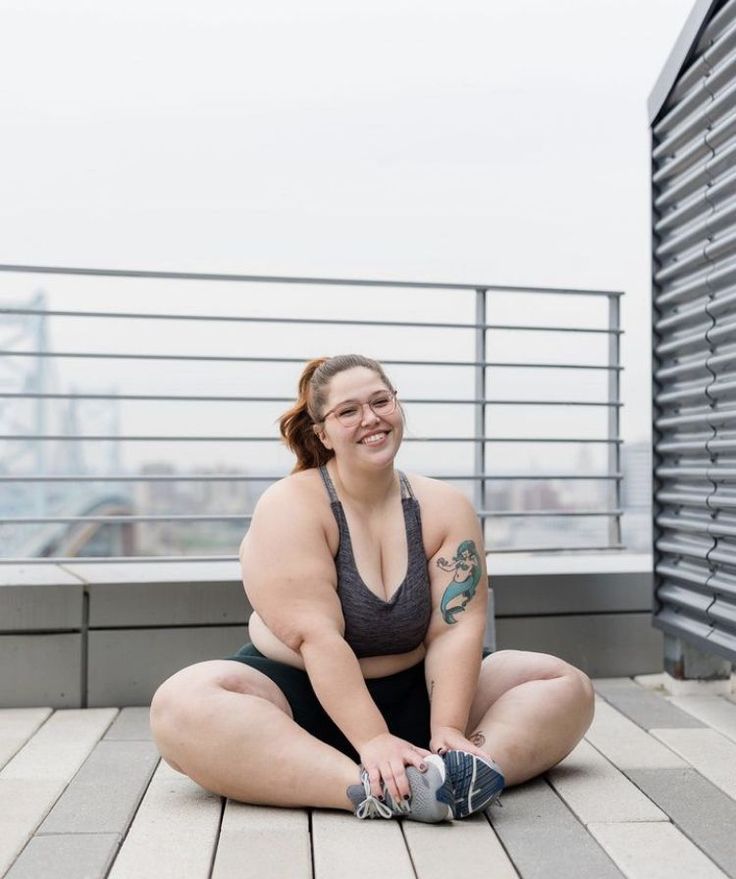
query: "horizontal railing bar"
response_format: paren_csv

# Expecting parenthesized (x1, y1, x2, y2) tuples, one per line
(0, 434, 624, 443)
(0, 473, 623, 482)
(487, 543, 626, 553)
(0, 555, 241, 564)
(480, 510, 623, 518)
(4, 509, 623, 524)
(0, 391, 623, 407)
(0, 350, 623, 370)
(6, 514, 252, 524)
(0, 545, 627, 563)
(0, 262, 625, 297)
(0, 306, 622, 335)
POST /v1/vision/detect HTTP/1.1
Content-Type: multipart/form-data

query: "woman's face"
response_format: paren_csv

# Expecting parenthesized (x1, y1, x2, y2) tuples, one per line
(315, 366, 404, 466)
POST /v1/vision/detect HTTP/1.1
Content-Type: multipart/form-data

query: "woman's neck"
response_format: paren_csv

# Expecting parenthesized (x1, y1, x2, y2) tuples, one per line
(328, 460, 398, 511)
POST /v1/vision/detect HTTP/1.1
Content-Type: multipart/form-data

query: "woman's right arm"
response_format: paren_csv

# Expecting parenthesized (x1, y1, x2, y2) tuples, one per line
(241, 481, 429, 801)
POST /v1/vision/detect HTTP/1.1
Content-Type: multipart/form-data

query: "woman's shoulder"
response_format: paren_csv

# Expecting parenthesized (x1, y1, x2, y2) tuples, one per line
(256, 467, 326, 511)
(402, 473, 475, 517)
(244, 468, 333, 553)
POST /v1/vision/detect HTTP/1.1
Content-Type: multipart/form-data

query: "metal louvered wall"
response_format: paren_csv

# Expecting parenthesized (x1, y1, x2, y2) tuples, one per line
(652, 0, 736, 661)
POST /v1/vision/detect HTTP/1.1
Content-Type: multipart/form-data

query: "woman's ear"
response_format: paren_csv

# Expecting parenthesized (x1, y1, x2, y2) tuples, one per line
(313, 423, 332, 449)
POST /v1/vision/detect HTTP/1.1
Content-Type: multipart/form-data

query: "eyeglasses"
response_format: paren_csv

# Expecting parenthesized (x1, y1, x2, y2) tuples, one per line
(320, 389, 398, 427)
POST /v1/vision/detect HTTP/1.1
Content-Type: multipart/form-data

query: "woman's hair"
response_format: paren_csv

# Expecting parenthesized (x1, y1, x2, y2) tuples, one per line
(279, 354, 395, 473)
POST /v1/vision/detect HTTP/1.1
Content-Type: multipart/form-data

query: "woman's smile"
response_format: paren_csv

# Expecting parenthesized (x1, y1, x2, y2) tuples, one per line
(359, 430, 389, 446)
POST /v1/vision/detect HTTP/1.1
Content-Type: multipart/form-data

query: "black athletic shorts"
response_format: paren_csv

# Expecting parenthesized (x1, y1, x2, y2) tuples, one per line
(225, 642, 492, 762)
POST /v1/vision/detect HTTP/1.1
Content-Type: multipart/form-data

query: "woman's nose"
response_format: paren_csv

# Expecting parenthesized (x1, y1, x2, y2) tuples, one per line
(361, 403, 380, 424)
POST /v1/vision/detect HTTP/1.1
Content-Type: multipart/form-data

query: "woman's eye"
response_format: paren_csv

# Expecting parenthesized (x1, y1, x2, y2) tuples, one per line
(339, 407, 358, 418)
(372, 397, 391, 409)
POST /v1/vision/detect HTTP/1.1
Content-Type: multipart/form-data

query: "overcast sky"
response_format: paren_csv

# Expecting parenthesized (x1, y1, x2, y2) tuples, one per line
(0, 0, 696, 467)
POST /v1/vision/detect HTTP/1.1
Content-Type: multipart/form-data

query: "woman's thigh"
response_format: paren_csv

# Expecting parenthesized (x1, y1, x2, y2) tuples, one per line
(466, 649, 588, 732)
(150, 660, 295, 771)
(151, 659, 294, 721)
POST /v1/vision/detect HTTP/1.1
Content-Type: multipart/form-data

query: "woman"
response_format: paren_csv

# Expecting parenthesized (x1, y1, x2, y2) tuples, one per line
(150, 354, 594, 823)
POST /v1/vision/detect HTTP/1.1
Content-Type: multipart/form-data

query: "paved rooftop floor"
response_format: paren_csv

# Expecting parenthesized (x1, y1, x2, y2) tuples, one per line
(1, 677, 736, 878)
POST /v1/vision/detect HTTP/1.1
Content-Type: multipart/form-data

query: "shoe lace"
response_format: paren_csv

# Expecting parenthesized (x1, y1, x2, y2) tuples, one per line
(355, 772, 394, 819)
(354, 772, 412, 819)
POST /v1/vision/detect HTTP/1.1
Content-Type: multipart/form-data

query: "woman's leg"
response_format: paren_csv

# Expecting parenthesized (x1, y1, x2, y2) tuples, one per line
(464, 650, 595, 786)
(150, 660, 359, 810)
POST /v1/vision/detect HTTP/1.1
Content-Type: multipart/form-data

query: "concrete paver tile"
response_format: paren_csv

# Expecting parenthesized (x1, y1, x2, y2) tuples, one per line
(626, 768, 736, 875)
(586, 698, 686, 769)
(1, 709, 118, 782)
(649, 728, 736, 799)
(5, 833, 120, 879)
(0, 779, 65, 876)
(594, 682, 705, 730)
(211, 801, 310, 879)
(311, 811, 415, 879)
(39, 740, 159, 834)
(0, 709, 52, 770)
(668, 695, 736, 744)
(547, 740, 666, 824)
(403, 812, 518, 879)
(103, 708, 153, 741)
(489, 777, 624, 879)
(107, 761, 221, 879)
(588, 822, 726, 879)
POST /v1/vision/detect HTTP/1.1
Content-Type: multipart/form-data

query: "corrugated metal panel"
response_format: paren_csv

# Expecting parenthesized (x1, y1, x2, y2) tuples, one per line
(653, 0, 736, 662)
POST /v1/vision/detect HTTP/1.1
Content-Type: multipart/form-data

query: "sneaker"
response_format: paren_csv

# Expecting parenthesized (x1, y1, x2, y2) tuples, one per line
(442, 750, 505, 818)
(347, 754, 454, 823)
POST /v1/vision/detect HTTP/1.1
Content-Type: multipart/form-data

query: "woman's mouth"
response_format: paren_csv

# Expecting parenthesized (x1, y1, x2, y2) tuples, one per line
(359, 431, 388, 446)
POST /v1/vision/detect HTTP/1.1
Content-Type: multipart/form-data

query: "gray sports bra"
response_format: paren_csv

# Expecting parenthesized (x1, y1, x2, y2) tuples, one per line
(318, 465, 432, 658)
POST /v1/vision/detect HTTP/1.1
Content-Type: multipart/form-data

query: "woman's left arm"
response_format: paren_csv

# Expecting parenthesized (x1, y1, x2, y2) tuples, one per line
(423, 490, 489, 758)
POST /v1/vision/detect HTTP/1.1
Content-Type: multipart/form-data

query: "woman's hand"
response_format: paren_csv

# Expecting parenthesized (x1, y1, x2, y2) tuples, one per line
(359, 733, 434, 804)
(430, 725, 491, 761)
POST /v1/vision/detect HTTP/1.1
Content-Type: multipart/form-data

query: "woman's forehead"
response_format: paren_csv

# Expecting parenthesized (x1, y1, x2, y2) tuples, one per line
(325, 367, 386, 402)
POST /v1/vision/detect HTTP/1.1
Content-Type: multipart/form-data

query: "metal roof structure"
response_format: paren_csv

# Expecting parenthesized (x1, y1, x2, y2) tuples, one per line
(649, 0, 723, 124)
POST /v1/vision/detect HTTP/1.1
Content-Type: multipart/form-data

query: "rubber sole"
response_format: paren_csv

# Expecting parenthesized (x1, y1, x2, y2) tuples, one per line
(443, 750, 505, 818)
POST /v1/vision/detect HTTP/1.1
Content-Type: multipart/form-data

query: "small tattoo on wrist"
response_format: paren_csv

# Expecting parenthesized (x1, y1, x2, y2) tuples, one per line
(470, 730, 486, 747)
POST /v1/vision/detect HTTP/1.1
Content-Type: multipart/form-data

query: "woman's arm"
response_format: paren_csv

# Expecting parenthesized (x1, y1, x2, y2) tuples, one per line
(241, 480, 429, 800)
(422, 488, 489, 755)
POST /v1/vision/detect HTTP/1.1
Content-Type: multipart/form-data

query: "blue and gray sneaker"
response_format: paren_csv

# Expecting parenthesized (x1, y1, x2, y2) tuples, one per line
(347, 754, 454, 823)
(442, 750, 505, 818)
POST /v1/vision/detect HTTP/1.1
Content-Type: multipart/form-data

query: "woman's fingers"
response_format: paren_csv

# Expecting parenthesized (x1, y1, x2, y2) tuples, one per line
(412, 746, 434, 758)
(434, 739, 490, 761)
(368, 765, 383, 800)
(381, 762, 403, 804)
(406, 750, 429, 773)
(391, 760, 413, 802)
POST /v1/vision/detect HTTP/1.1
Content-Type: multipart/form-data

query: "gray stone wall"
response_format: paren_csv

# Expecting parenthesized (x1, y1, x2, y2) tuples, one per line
(0, 558, 660, 707)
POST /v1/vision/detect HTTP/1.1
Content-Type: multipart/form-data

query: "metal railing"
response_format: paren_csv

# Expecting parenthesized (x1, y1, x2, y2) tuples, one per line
(0, 263, 624, 561)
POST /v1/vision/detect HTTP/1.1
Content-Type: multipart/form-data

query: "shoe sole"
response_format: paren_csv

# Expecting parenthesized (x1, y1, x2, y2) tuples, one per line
(444, 750, 504, 819)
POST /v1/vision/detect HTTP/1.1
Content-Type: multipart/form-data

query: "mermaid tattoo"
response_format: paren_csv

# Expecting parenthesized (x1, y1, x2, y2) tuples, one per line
(437, 539, 482, 624)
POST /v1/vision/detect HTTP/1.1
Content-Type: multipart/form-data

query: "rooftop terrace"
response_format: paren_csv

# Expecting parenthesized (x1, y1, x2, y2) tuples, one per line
(2, 676, 736, 879)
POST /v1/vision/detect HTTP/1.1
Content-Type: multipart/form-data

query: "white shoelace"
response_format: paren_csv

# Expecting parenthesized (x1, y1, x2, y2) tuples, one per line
(355, 772, 410, 819)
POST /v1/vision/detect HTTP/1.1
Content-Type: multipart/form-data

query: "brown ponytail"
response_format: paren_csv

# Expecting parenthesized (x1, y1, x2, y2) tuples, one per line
(278, 354, 396, 473)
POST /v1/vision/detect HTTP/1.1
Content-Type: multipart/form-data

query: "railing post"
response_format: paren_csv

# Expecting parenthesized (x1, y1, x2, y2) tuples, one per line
(33, 290, 48, 520)
(474, 289, 487, 532)
(608, 294, 622, 547)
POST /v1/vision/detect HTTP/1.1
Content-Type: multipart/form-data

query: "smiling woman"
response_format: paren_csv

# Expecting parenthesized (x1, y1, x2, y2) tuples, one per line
(149, 353, 594, 825)
(279, 354, 404, 472)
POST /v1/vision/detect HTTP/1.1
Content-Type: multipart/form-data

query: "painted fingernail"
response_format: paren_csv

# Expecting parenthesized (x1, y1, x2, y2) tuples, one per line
(419, 763, 427, 771)
(403, 794, 410, 801)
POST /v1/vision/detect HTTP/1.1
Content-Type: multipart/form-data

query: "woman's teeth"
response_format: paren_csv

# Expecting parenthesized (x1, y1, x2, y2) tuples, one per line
(362, 432, 386, 445)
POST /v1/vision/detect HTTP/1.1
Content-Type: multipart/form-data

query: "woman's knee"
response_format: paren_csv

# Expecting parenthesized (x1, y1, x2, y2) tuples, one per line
(150, 662, 230, 745)
(565, 664, 595, 727)
(150, 659, 293, 745)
